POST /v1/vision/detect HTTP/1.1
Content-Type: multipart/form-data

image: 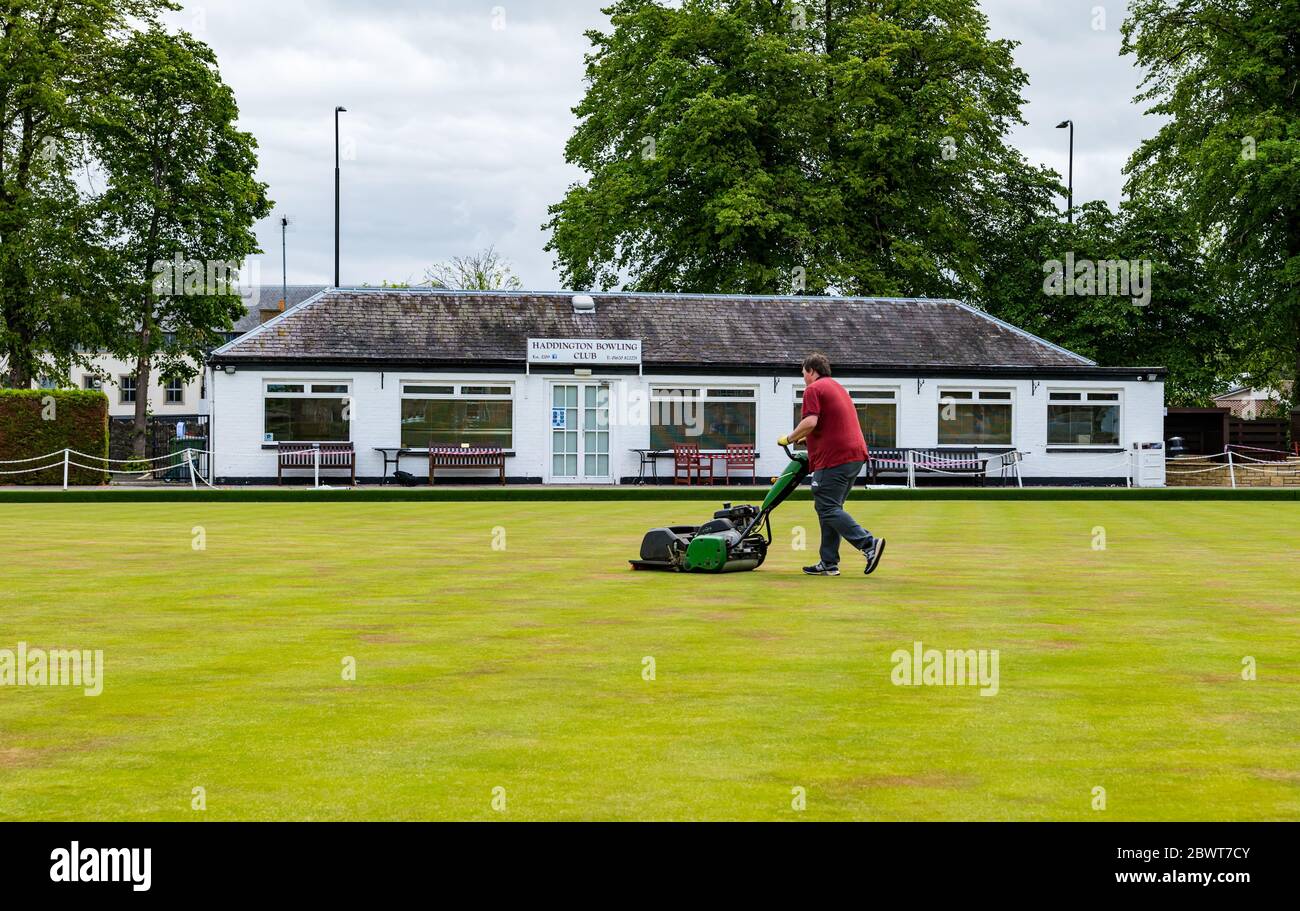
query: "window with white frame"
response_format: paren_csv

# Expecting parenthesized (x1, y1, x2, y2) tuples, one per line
(1047, 391, 1120, 446)
(794, 387, 898, 447)
(263, 381, 352, 442)
(650, 387, 756, 450)
(164, 377, 184, 405)
(400, 382, 513, 449)
(119, 375, 137, 405)
(937, 389, 1013, 445)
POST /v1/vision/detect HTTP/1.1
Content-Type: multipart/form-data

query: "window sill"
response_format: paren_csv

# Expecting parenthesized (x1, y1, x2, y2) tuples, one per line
(261, 444, 517, 458)
(933, 445, 1017, 453)
(1046, 447, 1125, 453)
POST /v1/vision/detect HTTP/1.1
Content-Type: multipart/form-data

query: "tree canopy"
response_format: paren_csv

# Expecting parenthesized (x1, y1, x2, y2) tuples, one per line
(547, 0, 1058, 298)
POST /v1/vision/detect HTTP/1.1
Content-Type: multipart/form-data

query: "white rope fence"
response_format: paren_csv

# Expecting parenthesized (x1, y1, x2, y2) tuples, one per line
(1165, 447, 1300, 489)
(0, 447, 214, 489)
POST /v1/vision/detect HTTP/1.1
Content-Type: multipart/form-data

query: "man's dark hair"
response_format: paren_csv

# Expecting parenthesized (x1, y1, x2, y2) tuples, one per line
(802, 353, 832, 378)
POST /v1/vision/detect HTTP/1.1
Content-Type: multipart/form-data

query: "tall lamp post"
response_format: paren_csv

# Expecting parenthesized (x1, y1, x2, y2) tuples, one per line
(1056, 119, 1074, 225)
(279, 215, 290, 306)
(334, 105, 347, 287)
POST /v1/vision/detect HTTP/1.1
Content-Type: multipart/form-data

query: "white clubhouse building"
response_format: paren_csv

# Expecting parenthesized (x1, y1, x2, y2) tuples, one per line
(206, 288, 1168, 486)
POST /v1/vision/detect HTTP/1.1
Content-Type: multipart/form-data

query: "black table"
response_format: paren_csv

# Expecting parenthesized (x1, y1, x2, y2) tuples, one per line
(374, 447, 418, 485)
(630, 449, 667, 485)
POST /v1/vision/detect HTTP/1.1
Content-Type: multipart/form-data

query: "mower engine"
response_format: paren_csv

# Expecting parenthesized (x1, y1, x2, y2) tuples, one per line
(630, 445, 810, 574)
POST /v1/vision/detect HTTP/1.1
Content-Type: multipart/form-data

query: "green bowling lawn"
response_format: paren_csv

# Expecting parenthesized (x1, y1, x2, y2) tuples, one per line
(1, 498, 1297, 820)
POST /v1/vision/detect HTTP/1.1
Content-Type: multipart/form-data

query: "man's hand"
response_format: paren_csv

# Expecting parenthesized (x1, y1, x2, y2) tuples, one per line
(778, 435, 790, 447)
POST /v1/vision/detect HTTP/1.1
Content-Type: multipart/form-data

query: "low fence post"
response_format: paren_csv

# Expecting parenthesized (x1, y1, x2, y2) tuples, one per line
(1227, 449, 1237, 489)
(905, 449, 916, 489)
(314, 446, 321, 489)
(62, 449, 69, 490)
(186, 449, 197, 490)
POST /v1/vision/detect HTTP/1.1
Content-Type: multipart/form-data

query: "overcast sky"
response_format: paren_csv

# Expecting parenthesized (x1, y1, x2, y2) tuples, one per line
(163, 1, 1158, 291)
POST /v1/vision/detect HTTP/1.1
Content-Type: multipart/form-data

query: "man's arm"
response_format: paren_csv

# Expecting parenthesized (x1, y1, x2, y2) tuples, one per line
(780, 414, 818, 446)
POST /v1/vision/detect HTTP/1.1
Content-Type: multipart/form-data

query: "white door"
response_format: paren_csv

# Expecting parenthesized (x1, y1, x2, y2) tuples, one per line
(550, 383, 611, 483)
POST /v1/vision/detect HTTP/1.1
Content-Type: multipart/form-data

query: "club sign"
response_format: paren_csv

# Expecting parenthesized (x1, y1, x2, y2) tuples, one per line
(528, 338, 642, 366)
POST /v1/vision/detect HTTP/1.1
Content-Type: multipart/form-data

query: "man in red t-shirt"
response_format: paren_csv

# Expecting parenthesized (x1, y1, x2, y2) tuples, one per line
(778, 353, 886, 576)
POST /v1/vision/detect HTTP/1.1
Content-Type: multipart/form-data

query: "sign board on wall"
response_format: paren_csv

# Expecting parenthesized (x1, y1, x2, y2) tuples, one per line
(527, 338, 642, 366)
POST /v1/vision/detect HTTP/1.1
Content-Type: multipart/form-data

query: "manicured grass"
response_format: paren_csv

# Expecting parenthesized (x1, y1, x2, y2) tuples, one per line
(0, 499, 1297, 821)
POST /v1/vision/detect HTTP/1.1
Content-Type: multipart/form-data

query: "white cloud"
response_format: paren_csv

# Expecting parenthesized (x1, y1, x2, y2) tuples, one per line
(166, 0, 1161, 290)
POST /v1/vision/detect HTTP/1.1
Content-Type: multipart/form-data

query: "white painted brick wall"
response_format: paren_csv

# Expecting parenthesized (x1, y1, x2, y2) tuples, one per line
(210, 367, 1165, 483)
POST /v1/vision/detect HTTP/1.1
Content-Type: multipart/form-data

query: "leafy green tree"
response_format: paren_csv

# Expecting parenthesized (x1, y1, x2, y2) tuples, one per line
(1122, 0, 1300, 403)
(424, 246, 524, 291)
(0, 0, 169, 387)
(976, 197, 1232, 405)
(89, 26, 270, 455)
(546, 0, 1057, 297)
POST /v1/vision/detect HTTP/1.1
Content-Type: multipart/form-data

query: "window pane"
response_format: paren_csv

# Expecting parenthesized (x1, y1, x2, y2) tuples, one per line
(405, 385, 454, 396)
(266, 384, 305, 394)
(311, 384, 349, 394)
(1050, 392, 1082, 402)
(858, 404, 897, 447)
(938, 403, 1012, 445)
(851, 390, 895, 400)
(1048, 404, 1119, 446)
(940, 390, 973, 400)
(980, 391, 1012, 401)
(265, 398, 350, 442)
(651, 401, 755, 450)
(461, 386, 510, 396)
(1090, 393, 1120, 401)
(400, 399, 512, 448)
(707, 389, 754, 398)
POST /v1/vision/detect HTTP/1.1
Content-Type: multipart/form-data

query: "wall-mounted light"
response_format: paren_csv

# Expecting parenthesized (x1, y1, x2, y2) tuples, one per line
(574, 368, 593, 377)
(223, 366, 237, 375)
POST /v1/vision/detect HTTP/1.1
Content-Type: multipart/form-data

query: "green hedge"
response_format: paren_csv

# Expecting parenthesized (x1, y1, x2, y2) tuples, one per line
(0, 486, 1296, 503)
(0, 390, 109, 485)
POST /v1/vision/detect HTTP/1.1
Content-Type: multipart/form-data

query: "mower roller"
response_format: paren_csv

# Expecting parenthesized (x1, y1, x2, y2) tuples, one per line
(630, 443, 810, 573)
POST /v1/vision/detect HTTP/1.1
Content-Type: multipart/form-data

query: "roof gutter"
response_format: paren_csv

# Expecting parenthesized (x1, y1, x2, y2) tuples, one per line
(206, 354, 1167, 381)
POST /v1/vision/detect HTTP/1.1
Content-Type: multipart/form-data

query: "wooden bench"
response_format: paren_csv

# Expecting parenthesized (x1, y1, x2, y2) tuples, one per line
(868, 448, 989, 485)
(277, 442, 356, 485)
(429, 447, 506, 485)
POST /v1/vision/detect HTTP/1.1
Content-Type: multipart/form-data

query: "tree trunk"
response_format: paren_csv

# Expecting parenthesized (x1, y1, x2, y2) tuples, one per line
(132, 329, 152, 461)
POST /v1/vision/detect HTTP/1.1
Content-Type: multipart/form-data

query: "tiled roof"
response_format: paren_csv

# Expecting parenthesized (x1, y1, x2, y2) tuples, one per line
(232, 285, 329, 334)
(212, 288, 1103, 370)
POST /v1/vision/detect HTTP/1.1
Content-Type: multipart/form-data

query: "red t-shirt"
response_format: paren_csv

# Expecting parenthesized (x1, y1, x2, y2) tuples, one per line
(801, 377, 868, 471)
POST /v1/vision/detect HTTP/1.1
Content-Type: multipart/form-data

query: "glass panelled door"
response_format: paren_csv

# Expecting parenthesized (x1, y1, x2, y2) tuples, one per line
(551, 383, 611, 482)
(583, 384, 611, 479)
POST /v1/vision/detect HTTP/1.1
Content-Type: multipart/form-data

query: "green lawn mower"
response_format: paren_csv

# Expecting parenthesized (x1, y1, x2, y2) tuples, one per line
(630, 443, 809, 573)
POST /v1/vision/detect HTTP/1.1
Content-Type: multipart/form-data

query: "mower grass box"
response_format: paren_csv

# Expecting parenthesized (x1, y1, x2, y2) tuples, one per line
(631, 446, 810, 573)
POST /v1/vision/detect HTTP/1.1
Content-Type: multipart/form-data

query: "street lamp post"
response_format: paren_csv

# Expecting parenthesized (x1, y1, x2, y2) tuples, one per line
(334, 106, 347, 287)
(280, 215, 290, 306)
(1056, 119, 1074, 225)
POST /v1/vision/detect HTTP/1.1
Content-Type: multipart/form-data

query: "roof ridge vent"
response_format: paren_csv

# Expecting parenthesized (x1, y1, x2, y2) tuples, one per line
(571, 294, 596, 313)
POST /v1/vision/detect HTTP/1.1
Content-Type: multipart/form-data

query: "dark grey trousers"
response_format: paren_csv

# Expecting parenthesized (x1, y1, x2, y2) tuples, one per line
(812, 461, 873, 565)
